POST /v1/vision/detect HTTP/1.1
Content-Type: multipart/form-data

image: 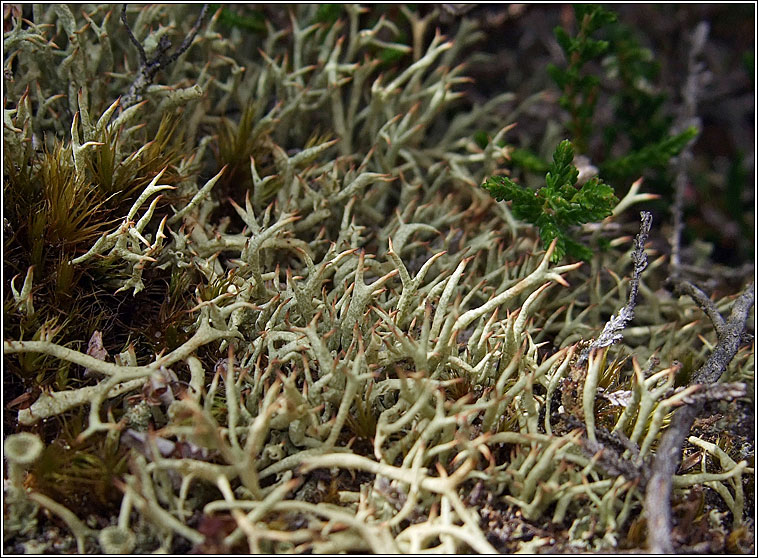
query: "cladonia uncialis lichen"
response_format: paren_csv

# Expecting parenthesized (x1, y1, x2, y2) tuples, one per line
(3, 5, 753, 554)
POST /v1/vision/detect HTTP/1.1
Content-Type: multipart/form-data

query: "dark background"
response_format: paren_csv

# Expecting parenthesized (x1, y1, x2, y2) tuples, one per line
(453, 3, 754, 271)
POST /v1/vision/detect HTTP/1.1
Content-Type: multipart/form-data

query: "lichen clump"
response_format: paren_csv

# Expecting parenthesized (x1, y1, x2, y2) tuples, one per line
(3, 5, 753, 554)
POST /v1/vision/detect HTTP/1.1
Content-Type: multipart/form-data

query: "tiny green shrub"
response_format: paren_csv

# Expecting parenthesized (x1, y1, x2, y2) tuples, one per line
(542, 5, 699, 187)
(547, 5, 618, 154)
(482, 139, 618, 262)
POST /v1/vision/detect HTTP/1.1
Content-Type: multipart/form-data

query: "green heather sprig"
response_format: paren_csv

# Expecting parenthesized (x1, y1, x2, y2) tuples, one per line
(548, 4, 700, 183)
(548, 5, 617, 153)
(482, 139, 618, 262)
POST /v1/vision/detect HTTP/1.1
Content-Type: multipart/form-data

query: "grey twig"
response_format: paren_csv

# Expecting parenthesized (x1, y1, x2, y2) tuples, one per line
(120, 4, 209, 111)
(677, 261, 754, 283)
(166, 4, 209, 66)
(690, 281, 754, 385)
(581, 427, 647, 489)
(673, 280, 726, 337)
(646, 281, 754, 553)
(120, 4, 147, 65)
(645, 403, 699, 554)
(578, 211, 652, 365)
(645, 25, 716, 548)
(673, 382, 746, 406)
(669, 22, 709, 279)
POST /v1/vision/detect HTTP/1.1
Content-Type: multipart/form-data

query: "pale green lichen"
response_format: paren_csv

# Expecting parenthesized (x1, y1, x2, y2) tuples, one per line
(3, 4, 753, 554)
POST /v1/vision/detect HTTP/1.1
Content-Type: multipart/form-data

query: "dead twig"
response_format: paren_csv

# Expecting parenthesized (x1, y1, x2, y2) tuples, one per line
(669, 22, 709, 279)
(120, 3, 209, 111)
(577, 211, 652, 365)
(645, 280, 754, 553)
(673, 280, 725, 337)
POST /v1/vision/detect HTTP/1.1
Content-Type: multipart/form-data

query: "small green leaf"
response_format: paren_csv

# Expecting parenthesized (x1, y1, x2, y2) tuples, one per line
(601, 126, 699, 178)
(212, 5, 266, 33)
(551, 139, 575, 171)
(547, 64, 568, 89)
(314, 4, 343, 24)
(380, 47, 407, 66)
(510, 148, 548, 174)
(536, 214, 565, 262)
(554, 26, 573, 53)
(473, 131, 490, 149)
(564, 235, 594, 262)
(582, 38, 610, 60)
(545, 140, 579, 192)
(572, 178, 617, 221)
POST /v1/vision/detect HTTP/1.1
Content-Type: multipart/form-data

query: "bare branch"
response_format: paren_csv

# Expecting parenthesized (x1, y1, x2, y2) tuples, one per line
(673, 280, 726, 336)
(578, 211, 652, 365)
(165, 4, 209, 66)
(648, 25, 747, 546)
(120, 4, 209, 111)
(645, 403, 698, 554)
(121, 4, 147, 65)
(646, 281, 753, 553)
(692, 281, 754, 385)
(669, 22, 709, 278)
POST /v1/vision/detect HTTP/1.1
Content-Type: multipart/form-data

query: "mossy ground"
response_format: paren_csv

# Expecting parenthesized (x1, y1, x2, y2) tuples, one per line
(3, 4, 754, 554)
